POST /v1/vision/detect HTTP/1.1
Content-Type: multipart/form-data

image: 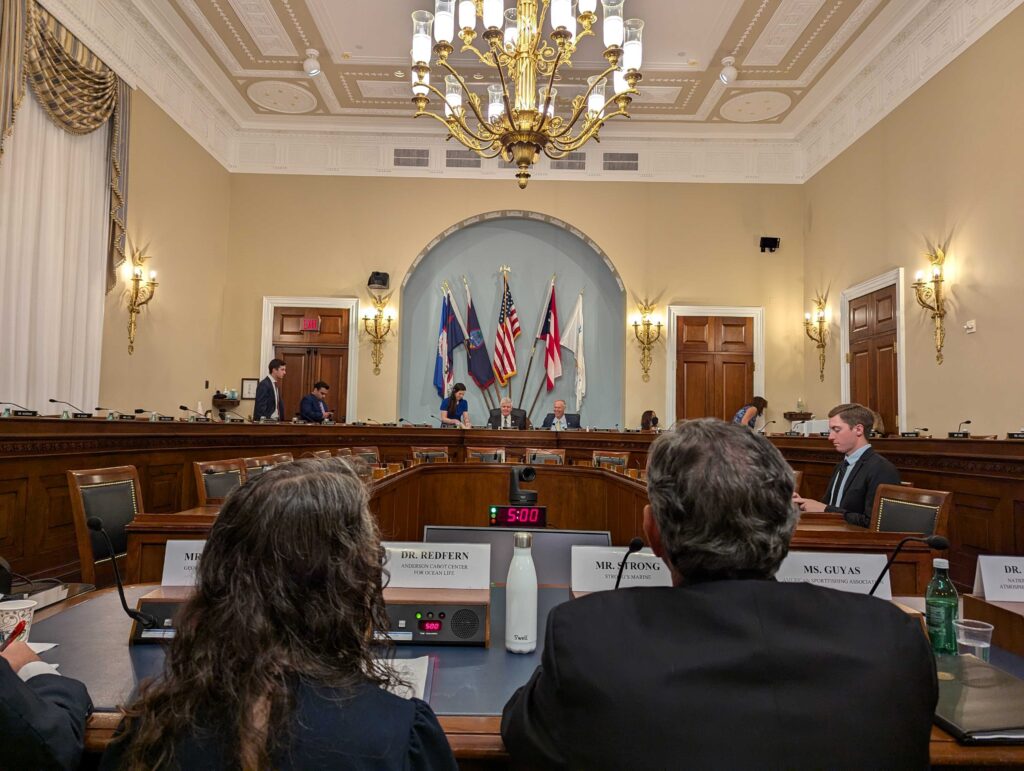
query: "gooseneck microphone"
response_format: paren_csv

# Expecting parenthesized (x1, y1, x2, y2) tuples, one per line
(179, 405, 206, 419)
(49, 398, 89, 414)
(1, 401, 33, 411)
(958, 419, 972, 433)
(868, 535, 949, 596)
(757, 420, 777, 434)
(135, 408, 170, 419)
(85, 517, 156, 628)
(223, 410, 248, 422)
(614, 538, 645, 590)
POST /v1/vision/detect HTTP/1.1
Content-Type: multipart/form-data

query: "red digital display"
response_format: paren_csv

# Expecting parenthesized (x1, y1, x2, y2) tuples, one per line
(488, 505, 547, 528)
(418, 620, 442, 632)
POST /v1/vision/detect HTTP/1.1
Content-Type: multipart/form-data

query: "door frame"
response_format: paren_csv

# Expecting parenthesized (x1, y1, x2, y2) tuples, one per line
(664, 305, 765, 426)
(260, 296, 359, 422)
(839, 269, 907, 433)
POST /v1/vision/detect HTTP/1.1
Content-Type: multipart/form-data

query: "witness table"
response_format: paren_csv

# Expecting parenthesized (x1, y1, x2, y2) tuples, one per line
(31, 585, 1024, 767)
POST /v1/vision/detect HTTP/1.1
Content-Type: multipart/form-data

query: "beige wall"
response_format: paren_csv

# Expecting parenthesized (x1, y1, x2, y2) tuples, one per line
(801, 4, 1024, 435)
(99, 92, 231, 416)
(224, 176, 805, 424)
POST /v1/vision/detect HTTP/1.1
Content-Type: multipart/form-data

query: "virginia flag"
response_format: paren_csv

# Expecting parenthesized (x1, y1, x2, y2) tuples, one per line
(433, 290, 466, 398)
(463, 282, 496, 389)
(537, 279, 561, 390)
(561, 292, 585, 411)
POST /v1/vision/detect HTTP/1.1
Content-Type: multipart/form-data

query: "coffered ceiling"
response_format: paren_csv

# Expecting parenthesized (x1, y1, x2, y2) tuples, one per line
(39, 0, 1024, 181)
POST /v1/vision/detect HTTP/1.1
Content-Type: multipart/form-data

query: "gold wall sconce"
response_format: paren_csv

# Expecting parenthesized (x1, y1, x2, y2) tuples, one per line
(124, 240, 157, 355)
(632, 301, 663, 383)
(912, 246, 947, 364)
(362, 292, 394, 375)
(803, 289, 829, 382)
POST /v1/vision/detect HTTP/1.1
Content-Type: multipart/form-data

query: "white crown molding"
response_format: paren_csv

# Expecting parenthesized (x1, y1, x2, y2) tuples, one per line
(34, 0, 1024, 183)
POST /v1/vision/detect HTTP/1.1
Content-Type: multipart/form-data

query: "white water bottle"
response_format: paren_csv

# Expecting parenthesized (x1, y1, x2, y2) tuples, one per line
(505, 532, 538, 653)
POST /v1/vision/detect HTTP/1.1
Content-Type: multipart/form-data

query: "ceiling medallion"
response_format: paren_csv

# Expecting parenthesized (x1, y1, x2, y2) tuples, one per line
(409, 0, 644, 188)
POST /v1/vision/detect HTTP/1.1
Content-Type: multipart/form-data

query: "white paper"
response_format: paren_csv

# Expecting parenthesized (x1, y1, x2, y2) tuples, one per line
(570, 546, 672, 593)
(378, 656, 430, 700)
(27, 642, 58, 653)
(973, 556, 1024, 601)
(776, 551, 891, 599)
(161, 540, 207, 586)
(382, 542, 490, 590)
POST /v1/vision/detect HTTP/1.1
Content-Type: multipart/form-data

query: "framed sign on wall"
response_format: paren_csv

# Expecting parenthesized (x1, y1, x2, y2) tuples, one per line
(240, 378, 258, 400)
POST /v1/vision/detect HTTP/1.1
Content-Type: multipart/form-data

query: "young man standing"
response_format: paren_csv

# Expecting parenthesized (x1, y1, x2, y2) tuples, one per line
(252, 359, 286, 422)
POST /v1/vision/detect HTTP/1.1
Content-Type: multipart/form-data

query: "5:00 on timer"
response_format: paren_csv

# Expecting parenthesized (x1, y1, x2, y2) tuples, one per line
(488, 505, 548, 528)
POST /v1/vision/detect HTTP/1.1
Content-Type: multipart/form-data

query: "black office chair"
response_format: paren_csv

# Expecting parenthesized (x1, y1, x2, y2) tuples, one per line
(67, 466, 144, 587)
(193, 459, 247, 505)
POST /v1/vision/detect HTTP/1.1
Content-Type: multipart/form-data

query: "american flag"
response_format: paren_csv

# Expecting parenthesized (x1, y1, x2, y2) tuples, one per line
(492, 273, 521, 386)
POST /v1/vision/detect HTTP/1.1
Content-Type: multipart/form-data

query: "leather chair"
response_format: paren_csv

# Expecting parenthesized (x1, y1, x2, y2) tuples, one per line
(593, 451, 629, 469)
(467, 446, 506, 463)
(350, 447, 379, 464)
(193, 459, 247, 506)
(526, 448, 565, 465)
(67, 466, 144, 587)
(241, 452, 294, 478)
(412, 446, 449, 464)
(870, 484, 951, 537)
(305, 450, 332, 459)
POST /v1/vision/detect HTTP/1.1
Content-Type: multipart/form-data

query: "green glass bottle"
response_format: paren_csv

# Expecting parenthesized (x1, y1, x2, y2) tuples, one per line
(925, 557, 958, 655)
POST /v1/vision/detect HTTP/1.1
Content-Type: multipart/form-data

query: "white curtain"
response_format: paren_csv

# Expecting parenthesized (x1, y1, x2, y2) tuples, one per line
(0, 90, 109, 414)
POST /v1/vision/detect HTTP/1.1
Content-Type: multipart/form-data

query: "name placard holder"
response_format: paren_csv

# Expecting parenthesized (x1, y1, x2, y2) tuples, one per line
(973, 556, 1024, 601)
(383, 542, 490, 590)
(117, 414, 136, 421)
(776, 551, 890, 599)
(570, 546, 672, 596)
(901, 431, 921, 438)
(1007, 433, 1024, 441)
(947, 431, 970, 439)
(161, 540, 207, 586)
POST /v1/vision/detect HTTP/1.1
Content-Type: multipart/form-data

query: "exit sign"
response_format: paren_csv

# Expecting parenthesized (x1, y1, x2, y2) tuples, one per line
(301, 317, 320, 332)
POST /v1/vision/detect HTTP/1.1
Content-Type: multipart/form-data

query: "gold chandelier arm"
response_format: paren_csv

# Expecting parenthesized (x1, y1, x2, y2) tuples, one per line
(549, 107, 631, 153)
(458, 38, 499, 67)
(490, 38, 518, 131)
(437, 59, 492, 131)
(537, 47, 564, 134)
(547, 63, 622, 138)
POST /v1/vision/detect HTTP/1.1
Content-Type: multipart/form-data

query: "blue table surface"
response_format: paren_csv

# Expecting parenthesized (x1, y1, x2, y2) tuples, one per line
(32, 586, 1024, 716)
(32, 586, 565, 716)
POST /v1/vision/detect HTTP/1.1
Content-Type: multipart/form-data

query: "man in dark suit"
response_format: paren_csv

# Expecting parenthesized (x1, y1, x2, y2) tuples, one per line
(252, 358, 286, 422)
(299, 381, 334, 423)
(1, 639, 92, 770)
(794, 402, 901, 527)
(487, 397, 526, 430)
(540, 399, 580, 430)
(502, 418, 936, 770)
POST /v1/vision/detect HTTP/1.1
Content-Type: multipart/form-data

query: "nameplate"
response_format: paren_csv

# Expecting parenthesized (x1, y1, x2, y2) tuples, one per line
(775, 551, 890, 599)
(322, 420, 336, 426)
(818, 431, 830, 437)
(224, 417, 245, 423)
(382, 542, 490, 590)
(901, 432, 921, 438)
(11, 410, 38, 417)
(784, 431, 802, 437)
(973, 556, 1024, 601)
(948, 431, 970, 439)
(117, 413, 137, 420)
(189, 417, 212, 423)
(157, 415, 176, 422)
(161, 540, 207, 586)
(71, 412, 91, 419)
(570, 546, 672, 593)
(1008, 433, 1024, 441)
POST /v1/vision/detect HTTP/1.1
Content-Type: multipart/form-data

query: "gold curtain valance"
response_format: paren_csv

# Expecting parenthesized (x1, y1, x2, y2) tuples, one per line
(0, 0, 130, 291)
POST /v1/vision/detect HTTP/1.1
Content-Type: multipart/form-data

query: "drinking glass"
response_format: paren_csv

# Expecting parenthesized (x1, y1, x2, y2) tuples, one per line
(954, 619, 994, 662)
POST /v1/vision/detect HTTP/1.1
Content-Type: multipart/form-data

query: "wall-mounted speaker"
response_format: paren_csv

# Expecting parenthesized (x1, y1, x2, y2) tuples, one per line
(759, 236, 781, 253)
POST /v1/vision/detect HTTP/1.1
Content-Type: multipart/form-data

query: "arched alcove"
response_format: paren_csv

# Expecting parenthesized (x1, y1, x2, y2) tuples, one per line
(399, 212, 625, 427)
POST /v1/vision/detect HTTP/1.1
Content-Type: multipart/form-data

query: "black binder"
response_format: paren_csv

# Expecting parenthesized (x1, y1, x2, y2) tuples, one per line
(934, 655, 1024, 744)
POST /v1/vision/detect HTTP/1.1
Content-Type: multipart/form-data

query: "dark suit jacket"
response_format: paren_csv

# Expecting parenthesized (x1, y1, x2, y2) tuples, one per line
(100, 680, 456, 770)
(502, 580, 936, 770)
(0, 659, 93, 770)
(823, 446, 901, 527)
(252, 376, 284, 422)
(487, 408, 527, 430)
(540, 412, 581, 429)
(299, 393, 330, 423)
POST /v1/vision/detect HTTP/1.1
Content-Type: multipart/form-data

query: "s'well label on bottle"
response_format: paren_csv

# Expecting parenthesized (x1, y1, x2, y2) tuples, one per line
(382, 542, 490, 590)
(775, 551, 891, 599)
(570, 546, 673, 594)
(973, 556, 1024, 601)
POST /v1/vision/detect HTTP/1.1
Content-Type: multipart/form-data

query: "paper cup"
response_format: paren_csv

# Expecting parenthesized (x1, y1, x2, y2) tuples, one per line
(0, 599, 38, 643)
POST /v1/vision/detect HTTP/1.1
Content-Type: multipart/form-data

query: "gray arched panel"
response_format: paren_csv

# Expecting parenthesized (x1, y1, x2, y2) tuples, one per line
(399, 215, 624, 428)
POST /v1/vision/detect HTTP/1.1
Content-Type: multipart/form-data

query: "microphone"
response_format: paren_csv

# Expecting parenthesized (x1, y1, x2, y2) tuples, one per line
(430, 414, 443, 426)
(178, 405, 206, 418)
(958, 419, 972, 433)
(868, 535, 949, 596)
(223, 410, 248, 422)
(135, 408, 170, 420)
(614, 537, 645, 590)
(1, 401, 33, 411)
(49, 398, 89, 414)
(85, 517, 156, 628)
(758, 420, 777, 434)
(398, 417, 413, 426)
(915, 427, 930, 432)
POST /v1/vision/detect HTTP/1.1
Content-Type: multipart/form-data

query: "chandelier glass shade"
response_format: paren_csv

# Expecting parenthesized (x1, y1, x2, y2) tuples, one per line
(410, 0, 644, 188)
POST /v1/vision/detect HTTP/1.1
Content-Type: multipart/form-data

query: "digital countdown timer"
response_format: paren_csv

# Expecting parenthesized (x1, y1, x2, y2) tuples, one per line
(488, 505, 547, 528)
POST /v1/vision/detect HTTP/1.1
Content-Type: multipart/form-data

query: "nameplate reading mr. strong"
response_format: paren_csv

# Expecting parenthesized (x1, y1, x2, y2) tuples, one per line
(383, 542, 490, 590)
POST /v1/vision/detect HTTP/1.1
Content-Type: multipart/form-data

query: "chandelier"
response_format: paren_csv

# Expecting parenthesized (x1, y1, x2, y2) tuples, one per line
(410, 0, 644, 188)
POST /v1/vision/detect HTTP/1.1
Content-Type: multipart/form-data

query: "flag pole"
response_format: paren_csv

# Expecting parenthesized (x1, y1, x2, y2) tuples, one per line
(517, 275, 555, 410)
(527, 377, 547, 427)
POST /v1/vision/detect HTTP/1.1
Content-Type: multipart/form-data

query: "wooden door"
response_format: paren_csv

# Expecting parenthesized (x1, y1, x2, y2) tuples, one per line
(848, 285, 899, 433)
(313, 348, 349, 421)
(676, 316, 754, 421)
(272, 307, 350, 346)
(275, 346, 312, 421)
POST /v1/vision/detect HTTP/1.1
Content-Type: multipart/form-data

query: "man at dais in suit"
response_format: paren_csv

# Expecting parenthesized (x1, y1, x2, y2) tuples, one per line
(252, 358, 286, 422)
(299, 381, 334, 423)
(487, 397, 526, 430)
(794, 402, 901, 527)
(540, 399, 580, 431)
(501, 418, 936, 770)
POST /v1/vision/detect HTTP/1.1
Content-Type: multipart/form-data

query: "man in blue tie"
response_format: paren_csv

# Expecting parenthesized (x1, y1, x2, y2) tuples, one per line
(793, 403, 900, 527)
(299, 382, 334, 423)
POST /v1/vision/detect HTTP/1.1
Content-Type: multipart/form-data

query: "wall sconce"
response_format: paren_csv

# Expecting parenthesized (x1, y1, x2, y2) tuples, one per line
(912, 246, 947, 364)
(362, 292, 394, 375)
(632, 301, 662, 383)
(124, 240, 157, 355)
(803, 288, 829, 382)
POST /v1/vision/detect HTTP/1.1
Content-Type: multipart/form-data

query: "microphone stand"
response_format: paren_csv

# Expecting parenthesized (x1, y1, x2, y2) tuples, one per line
(868, 535, 949, 596)
(614, 538, 645, 589)
(86, 517, 156, 628)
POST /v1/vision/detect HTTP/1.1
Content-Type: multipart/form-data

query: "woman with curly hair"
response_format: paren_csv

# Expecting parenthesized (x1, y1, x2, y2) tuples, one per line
(101, 457, 456, 770)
